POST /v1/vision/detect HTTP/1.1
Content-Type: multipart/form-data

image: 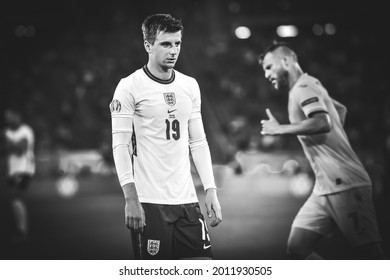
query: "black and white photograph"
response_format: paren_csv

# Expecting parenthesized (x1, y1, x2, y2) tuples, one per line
(1, 0, 389, 278)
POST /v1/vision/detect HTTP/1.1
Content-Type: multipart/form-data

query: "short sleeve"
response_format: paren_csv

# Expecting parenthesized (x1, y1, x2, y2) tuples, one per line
(110, 79, 135, 119)
(190, 78, 202, 121)
(110, 79, 135, 134)
(297, 83, 328, 118)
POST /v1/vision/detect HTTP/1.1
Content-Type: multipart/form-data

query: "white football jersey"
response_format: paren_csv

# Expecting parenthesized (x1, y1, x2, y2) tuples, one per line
(5, 124, 35, 176)
(288, 73, 372, 195)
(111, 66, 203, 204)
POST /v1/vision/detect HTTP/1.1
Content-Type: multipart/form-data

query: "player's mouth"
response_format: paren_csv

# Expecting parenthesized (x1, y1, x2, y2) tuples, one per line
(166, 58, 176, 63)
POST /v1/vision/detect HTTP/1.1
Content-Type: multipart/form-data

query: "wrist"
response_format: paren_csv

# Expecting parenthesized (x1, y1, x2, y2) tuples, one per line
(205, 187, 217, 194)
(124, 197, 140, 206)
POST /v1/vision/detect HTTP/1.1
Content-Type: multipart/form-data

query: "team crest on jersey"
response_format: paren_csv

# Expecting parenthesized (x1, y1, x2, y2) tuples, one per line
(147, 239, 160, 256)
(109, 99, 121, 113)
(163, 92, 176, 106)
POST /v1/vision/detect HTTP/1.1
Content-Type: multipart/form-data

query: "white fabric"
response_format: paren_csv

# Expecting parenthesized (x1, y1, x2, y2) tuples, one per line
(289, 74, 371, 195)
(5, 124, 35, 176)
(110, 67, 216, 204)
(189, 117, 216, 190)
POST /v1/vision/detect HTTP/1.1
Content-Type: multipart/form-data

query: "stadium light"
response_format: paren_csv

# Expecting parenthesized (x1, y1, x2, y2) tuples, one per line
(276, 25, 298, 37)
(235, 26, 251, 39)
(324, 23, 336, 35)
(313, 24, 323, 36)
(313, 23, 336, 36)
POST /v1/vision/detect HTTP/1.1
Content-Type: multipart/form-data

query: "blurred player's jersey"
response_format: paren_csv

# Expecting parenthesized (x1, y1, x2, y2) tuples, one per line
(111, 66, 201, 204)
(288, 73, 371, 195)
(5, 124, 35, 177)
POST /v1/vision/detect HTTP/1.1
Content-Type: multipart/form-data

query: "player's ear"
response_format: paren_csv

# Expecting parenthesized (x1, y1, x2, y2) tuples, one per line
(282, 56, 289, 67)
(144, 40, 152, 53)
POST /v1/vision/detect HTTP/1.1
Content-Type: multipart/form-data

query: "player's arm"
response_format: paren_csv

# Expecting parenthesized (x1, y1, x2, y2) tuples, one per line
(262, 85, 333, 136)
(261, 108, 331, 136)
(111, 96, 145, 232)
(189, 117, 222, 227)
(332, 98, 347, 126)
(112, 120, 145, 232)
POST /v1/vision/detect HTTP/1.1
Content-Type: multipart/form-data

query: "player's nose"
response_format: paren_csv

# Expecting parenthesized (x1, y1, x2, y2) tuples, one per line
(170, 46, 179, 55)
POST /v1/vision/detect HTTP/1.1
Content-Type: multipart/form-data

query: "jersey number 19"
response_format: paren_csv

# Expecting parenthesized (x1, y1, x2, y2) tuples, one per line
(165, 119, 180, 140)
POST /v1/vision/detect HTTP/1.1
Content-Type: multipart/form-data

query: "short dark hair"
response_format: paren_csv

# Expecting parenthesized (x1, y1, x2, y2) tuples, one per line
(142, 14, 183, 44)
(258, 41, 296, 65)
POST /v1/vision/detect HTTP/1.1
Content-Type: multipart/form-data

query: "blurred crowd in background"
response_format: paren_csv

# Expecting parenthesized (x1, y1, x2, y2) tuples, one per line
(1, 0, 389, 193)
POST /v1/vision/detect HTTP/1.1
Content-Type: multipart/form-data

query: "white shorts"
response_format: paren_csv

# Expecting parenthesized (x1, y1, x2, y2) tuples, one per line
(292, 186, 382, 247)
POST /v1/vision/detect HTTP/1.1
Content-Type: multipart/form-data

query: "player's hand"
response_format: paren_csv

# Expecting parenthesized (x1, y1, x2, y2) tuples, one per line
(205, 188, 222, 227)
(124, 198, 145, 233)
(261, 108, 281, 135)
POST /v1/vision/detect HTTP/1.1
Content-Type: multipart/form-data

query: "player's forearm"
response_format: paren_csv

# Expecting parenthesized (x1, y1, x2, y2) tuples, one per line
(112, 144, 134, 185)
(121, 182, 140, 202)
(190, 142, 217, 190)
(280, 115, 331, 135)
(111, 118, 135, 187)
(188, 118, 217, 190)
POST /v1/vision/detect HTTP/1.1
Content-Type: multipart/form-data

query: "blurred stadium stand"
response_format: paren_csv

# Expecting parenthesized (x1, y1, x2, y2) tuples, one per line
(1, 0, 389, 196)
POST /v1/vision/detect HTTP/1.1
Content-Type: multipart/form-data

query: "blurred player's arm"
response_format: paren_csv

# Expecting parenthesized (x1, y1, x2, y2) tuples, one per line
(189, 117, 222, 227)
(261, 108, 331, 136)
(111, 115, 145, 232)
(332, 99, 347, 126)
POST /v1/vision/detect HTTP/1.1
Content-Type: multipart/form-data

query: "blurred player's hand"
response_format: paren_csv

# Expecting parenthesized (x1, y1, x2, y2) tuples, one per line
(205, 188, 222, 227)
(125, 197, 145, 233)
(261, 108, 281, 135)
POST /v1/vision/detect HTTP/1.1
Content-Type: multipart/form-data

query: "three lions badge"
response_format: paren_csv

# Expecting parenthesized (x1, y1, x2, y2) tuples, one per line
(163, 92, 176, 106)
(147, 239, 160, 256)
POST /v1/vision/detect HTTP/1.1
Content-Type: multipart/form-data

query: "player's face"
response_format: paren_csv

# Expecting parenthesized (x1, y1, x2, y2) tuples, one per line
(146, 31, 182, 71)
(262, 52, 289, 91)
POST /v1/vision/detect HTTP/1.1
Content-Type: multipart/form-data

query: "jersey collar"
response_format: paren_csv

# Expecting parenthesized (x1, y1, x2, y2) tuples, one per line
(143, 65, 175, 84)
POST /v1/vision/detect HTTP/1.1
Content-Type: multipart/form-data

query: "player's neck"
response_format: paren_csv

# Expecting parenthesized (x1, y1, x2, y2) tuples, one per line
(288, 67, 304, 90)
(146, 62, 173, 81)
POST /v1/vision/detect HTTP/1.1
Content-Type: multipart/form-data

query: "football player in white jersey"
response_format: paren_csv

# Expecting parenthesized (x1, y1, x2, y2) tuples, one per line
(110, 14, 222, 259)
(4, 109, 35, 242)
(258, 41, 385, 259)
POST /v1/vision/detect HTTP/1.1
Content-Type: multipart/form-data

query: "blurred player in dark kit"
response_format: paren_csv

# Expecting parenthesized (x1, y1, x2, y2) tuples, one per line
(110, 14, 222, 259)
(258, 41, 386, 259)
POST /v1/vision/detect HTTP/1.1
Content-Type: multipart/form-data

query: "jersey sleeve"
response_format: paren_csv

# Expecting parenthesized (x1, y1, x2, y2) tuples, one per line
(297, 83, 328, 118)
(190, 78, 202, 121)
(24, 126, 35, 149)
(188, 79, 217, 190)
(110, 79, 136, 186)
